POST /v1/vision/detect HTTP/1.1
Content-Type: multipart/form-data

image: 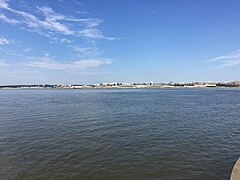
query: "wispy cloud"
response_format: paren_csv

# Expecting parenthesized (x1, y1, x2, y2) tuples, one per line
(0, 0, 8, 9)
(60, 38, 73, 43)
(0, 13, 19, 24)
(23, 57, 112, 70)
(0, 36, 11, 45)
(75, 10, 90, 16)
(24, 48, 31, 53)
(0, 47, 27, 57)
(71, 45, 98, 55)
(0, 0, 115, 82)
(219, 59, 240, 68)
(0, 59, 10, 66)
(208, 49, 240, 68)
(0, 0, 116, 40)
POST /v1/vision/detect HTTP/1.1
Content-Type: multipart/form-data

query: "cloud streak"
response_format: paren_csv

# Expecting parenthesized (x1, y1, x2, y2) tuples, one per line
(0, 0, 8, 9)
(0, 0, 115, 82)
(0, 59, 10, 66)
(60, 38, 73, 43)
(0, 13, 19, 24)
(24, 57, 112, 70)
(0, 36, 10, 45)
(71, 45, 98, 55)
(0, 0, 116, 40)
(208, 49, 240, 68)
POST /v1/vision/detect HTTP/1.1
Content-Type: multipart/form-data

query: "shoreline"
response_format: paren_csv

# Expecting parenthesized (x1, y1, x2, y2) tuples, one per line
(1, 86, 240, 90)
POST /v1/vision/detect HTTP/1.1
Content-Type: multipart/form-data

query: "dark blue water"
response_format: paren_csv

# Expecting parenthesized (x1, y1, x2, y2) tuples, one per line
(0, 88, 240, 179)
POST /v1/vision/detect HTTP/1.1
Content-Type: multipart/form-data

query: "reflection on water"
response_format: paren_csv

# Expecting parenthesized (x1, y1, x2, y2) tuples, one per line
(0, 89, 240, 179)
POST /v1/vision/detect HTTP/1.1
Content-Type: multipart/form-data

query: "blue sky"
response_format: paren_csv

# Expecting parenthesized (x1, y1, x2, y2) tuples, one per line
(0, 0, 240, 84)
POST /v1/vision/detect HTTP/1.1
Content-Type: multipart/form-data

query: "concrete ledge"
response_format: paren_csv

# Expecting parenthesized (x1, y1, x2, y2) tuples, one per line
(230, 157, 240, 180)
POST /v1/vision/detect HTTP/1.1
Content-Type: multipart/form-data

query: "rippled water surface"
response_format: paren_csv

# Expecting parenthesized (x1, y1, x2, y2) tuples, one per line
(0, 88, 240, 179)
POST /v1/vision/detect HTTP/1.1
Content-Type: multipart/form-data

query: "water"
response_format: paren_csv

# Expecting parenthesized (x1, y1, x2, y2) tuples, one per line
(0, 88, 240, 179)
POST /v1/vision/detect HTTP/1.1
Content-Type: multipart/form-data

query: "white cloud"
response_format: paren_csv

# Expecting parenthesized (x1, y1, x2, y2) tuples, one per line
(0, 36, 10, 45)
(72, 0, 83, 7)
(0, 0, 8, 9)
(0, 47, 25, 56)
(24, 57, 112, 70)
(219, 59, 240, 68)
(75, 10, 90, 15)
(37, 6, 73, 35)
(0, 13, 19, 24)
(79, 28, 117, 40)
(72, 46, 96, 54)
(9, 6, 72, 35)
(24, 48, 31, 53)
(208, 49, 240, 68)
(66, 18, 103, 28)
(79, 28, 104, 39)
(60, 38, 73, 43)
(38, 6, 64, 21)
(0, 59, 10, 66)
(0, 0, 116, 40)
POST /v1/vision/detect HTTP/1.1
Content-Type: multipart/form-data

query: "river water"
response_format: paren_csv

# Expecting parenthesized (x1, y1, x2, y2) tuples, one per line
(0, 88, 239, 179)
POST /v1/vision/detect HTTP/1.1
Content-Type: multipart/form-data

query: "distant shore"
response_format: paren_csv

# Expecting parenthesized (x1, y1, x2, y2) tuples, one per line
(1, 85, 240, 90)
(1, 81, 240, 90)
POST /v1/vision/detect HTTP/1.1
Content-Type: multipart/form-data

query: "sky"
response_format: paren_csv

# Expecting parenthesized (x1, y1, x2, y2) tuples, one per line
(0, 0, 240, 84)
